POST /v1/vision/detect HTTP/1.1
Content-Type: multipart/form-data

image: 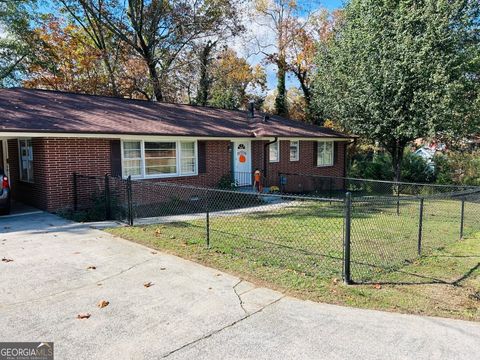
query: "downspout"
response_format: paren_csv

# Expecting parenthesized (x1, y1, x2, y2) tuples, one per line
(263, 137, 278, 178)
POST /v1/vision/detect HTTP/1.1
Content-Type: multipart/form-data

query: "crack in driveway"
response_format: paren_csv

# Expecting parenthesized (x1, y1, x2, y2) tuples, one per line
(162, 295, 285, 358)
(0, 257, 154, 308)
(233, 280, 248, 315)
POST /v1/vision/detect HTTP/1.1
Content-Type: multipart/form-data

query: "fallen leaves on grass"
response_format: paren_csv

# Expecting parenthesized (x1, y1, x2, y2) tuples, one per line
(97, 300, 109, 308)
(2, 257, 13, 263)
(77, 313, 91, 319)
(144, 282, 153, 288)
(332, 278, 339, 285)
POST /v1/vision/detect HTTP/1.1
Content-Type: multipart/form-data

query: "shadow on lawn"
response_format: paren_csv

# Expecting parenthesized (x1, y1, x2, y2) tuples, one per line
(136, 200, 476, 287)
(358, 259, 480, 287)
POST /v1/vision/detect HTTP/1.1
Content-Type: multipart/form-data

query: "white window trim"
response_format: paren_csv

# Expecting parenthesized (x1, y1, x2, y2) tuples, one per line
(317, 140, 335, 167)
(269, 141, 280, 163)
(18, 138, 34, 183)
(121, 140, 198, 179)
(289, 140, 299, 162)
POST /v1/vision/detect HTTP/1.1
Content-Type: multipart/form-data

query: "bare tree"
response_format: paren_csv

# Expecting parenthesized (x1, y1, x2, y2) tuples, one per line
(285, 8, 342, 120)
(58, 0, 123, 96)
(60, 0, 242, 101)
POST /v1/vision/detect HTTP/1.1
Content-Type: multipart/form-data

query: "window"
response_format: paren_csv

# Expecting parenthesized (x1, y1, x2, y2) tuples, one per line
(180, 142, 196, 174)
(317, 141, 334, 167)
(19, 139, 34, 183)
(122, 140, 197, 178)
(290, 140, 299, 161)
(145, 142, 176, 175)
(269, 141, 279, 162)
(122, 141, 142, 177)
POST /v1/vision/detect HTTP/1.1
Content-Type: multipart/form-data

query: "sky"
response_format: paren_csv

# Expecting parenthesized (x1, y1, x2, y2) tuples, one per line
(19, 0, 345, 92)
(239, 0, 345, 92)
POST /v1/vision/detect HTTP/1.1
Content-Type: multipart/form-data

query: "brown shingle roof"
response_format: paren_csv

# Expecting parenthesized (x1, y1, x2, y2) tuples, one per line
(0, 88, 353, 139)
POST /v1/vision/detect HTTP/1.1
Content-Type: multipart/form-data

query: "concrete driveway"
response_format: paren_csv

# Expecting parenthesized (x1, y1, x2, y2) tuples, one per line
(1, 212, 479, 360)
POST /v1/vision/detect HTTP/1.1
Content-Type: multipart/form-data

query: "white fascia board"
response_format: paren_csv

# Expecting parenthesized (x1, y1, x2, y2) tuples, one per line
(0, 132, 354, 142)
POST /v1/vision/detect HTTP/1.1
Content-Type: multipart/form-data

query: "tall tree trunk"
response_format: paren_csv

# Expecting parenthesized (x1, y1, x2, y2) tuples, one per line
(298, 75, 312, 121)
(147, 61, 163, 101)
(390, 140, 405, 183)
(196, 41, 216, 106)
(101, 55, 119, 97)
(275, 57, 287, 116)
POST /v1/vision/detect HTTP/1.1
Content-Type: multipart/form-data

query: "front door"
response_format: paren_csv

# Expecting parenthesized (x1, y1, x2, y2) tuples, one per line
(233, 140, 252, 186)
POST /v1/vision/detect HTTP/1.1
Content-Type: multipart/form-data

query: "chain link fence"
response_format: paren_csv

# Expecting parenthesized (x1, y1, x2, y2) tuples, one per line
(278, 172, 477, 198)
(71, 173, 128, 222)
(69, 172, 480, 284)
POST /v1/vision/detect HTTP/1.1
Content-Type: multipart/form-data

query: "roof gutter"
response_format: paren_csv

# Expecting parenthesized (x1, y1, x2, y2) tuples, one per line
(263, 137, 278, 176)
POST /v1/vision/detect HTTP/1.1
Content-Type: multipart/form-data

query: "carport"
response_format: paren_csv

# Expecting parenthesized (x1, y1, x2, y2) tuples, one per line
(0, 136, 41, 216)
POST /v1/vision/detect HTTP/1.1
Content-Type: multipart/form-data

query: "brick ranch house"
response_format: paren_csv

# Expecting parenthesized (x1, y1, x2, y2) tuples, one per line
(0, 88, 355, 212)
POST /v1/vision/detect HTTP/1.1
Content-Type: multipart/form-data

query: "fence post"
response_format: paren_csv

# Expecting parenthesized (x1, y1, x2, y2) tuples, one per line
(418, 197, 424, 256)
(73, 172, 78, 211)
(104, 173, 111, 220)
(205, 189, 210, 248)
(279, 173, 284, 193)
(396, 184, 400, 216)
(343, 192, 352, 285)
(329, 177, 333, 203)
(126, 175, 133, 226)
(460, 198, 465, 240)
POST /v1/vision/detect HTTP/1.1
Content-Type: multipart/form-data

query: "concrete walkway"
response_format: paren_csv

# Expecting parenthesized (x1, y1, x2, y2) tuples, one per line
(134, 200, 297, 226)
(0, 212, 479, 359)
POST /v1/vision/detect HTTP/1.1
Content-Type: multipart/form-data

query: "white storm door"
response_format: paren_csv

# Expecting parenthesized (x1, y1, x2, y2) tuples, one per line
(233, 140, 252, 186)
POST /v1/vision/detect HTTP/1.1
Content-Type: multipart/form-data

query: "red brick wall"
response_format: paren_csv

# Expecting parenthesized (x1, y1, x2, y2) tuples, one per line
(8, 138, 112, 211)
(251, 140, 346, 191)
(145, 140, 231, 188)
(7, 137, 345, 211)
(252, 140, 346, 177)
(129, 140, 232, 208)
(7, 138, 232, 212)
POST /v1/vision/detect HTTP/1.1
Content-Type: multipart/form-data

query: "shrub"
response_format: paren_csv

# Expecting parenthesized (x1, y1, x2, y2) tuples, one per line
(349, 150, 435, 183)
(349, 152, 394, 180)
(269, 186, 280, 193)
(58, 190, 125, 222)
(401, 152, 435, 183)
(434, 151, 480, 186)
(217, 174, 237, 190)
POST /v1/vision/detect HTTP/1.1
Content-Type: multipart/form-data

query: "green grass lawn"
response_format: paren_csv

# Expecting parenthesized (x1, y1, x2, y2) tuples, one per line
(106, 198, 480, 321)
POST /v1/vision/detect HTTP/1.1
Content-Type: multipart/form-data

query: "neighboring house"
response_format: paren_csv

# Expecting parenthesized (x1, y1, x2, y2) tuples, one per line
(414, 147, 436, 161)
(0, 88, 354, 212)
